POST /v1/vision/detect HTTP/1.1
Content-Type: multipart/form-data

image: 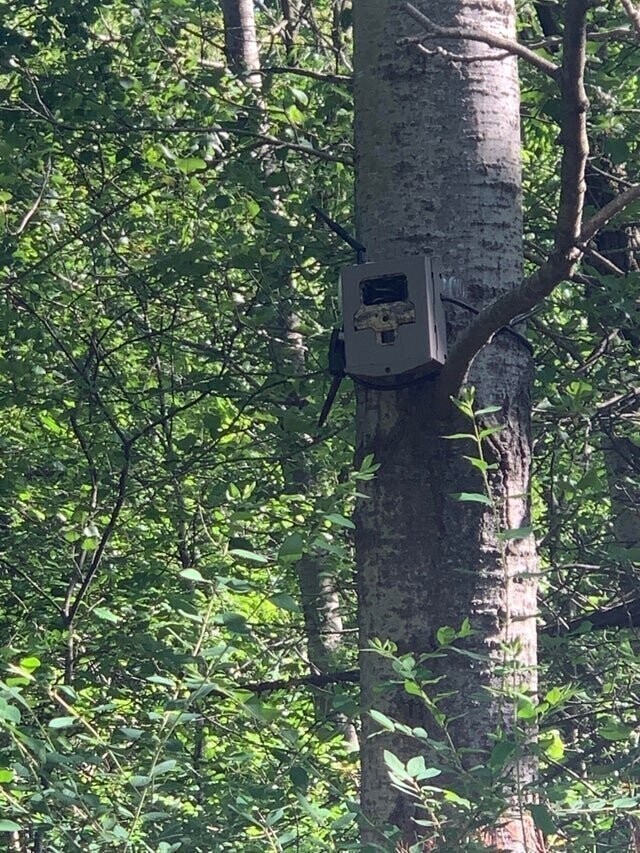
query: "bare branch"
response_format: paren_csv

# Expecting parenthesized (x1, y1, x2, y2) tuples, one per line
(578, 242, 626, 276)
(13, 157, 52, 236)
(403, 2, 560, 79)
(580, 183, 640, 242)
(414, 43, 511, 64)
(261, 65, 351, 85)
(202, 669, 360, 700)
(554, 0, 590, 253)
(52, 121, 353, 166)
(66, 446, 131, 626)
(620, 0, 640, 37)
(438, 250, 577, 396)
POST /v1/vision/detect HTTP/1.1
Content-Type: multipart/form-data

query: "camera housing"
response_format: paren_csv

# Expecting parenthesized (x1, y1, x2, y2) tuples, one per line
(341, 256, 447, 380)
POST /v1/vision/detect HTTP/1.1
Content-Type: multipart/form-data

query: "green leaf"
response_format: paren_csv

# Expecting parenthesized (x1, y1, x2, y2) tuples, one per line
(151, 759, 177, 777)
(442, 433, 476, 441)
(324, 513, 355, 529)
(49, 716, 76, 729)
(295, 793, 328, 825)
(496, 526, 533, 541)
(19, 656, 41, 671)
(516, 697, 537, 720)
(179, 567, 206, 583)
(176, 157, 206, 173)
(290, 87, 309, 107)
(217, 612, 250, 634)
(146, 675, 175, 687)
(544, 685, 572, 707)
(475, 405, 502, 415)
(332, 812, 356, 829)
(383, 750, 409, 779)
(93, 606, 120, 623)
(268, 592, 300, 612)
(278, 533, 304, 561)
(0, 820, 21, 832)
(463, 456, 489, 472)
(529, 804, 556, 835)
(443, 790, 471, 808)
(539, 728, 565, 760)
(229, 548, 269, 564)
(450, 492, 492, 506)
(120, 727, 144, 740)
(478, 425, 504, 438)
(612, 796, 639, 808)
(286, 104, 305, 124)
(599, 721, 634, 741)
(489, 740, 517, 769)
(436, 626, 456, 646)
(370, 709, 395, 731)
(289, 764, 309, 791)
(405, 756, 441, 781)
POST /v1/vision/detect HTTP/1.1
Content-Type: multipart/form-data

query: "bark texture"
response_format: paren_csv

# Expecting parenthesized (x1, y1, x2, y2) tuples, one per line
(221, 0, 262, 87)
(353, 0, 539, 848)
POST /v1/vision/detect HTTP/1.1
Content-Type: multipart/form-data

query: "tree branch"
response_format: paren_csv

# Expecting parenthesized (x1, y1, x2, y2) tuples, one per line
(403, 2, 560, 79)
(198, 669, 360, 701)
(239, 669, 360, 695)
(580, 183, 640, 242)
(66, 445, 131, 626)
(620, 0, 640, 37)
(261, 65, 352, 85)
(555, 0, 590, 254)
(543, 597, 640, 635)
(49, 121, 352, 166)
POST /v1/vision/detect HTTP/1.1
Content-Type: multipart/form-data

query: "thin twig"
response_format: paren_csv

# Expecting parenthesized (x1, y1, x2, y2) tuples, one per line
(261, 65, 351, 85)
(13, 157, 52, 235)
(32, 117, 352, 166)
(580, 183, 640, 242)
(414, 43, 511, 64)
(66, 446, 131, 626)
(578, 242, 626, 276)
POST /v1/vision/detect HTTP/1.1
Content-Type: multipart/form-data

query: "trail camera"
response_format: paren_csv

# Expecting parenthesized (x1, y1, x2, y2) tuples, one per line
(341, 256, 447, 379)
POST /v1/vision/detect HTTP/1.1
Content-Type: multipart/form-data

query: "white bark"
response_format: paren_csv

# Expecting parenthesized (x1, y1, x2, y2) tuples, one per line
(221, 0, 262, 88)
(353, 0, 539, 848)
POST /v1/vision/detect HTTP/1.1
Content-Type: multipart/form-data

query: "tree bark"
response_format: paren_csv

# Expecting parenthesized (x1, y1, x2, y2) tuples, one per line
(353, 1, 539, 849)
(220, 0, 262, 88)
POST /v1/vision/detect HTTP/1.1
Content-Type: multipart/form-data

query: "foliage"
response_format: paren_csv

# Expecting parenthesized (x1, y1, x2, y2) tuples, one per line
(0, 0, 639, 850)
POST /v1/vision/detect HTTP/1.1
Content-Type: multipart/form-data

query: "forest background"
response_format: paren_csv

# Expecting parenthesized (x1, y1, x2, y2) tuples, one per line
(0, 0, 639, 850)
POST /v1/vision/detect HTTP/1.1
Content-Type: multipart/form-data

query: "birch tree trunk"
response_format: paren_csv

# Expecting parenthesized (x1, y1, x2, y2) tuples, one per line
(220, 0, 262, 89)
(353, 1, 539, 849)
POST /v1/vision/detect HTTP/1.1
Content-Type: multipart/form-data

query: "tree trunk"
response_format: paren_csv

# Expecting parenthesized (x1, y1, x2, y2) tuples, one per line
(353, 1, 539, 849)
(220, 0, 262, 88)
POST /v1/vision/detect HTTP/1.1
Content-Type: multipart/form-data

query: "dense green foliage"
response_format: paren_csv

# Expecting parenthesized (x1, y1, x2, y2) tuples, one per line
(0, 0, 639, 850)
